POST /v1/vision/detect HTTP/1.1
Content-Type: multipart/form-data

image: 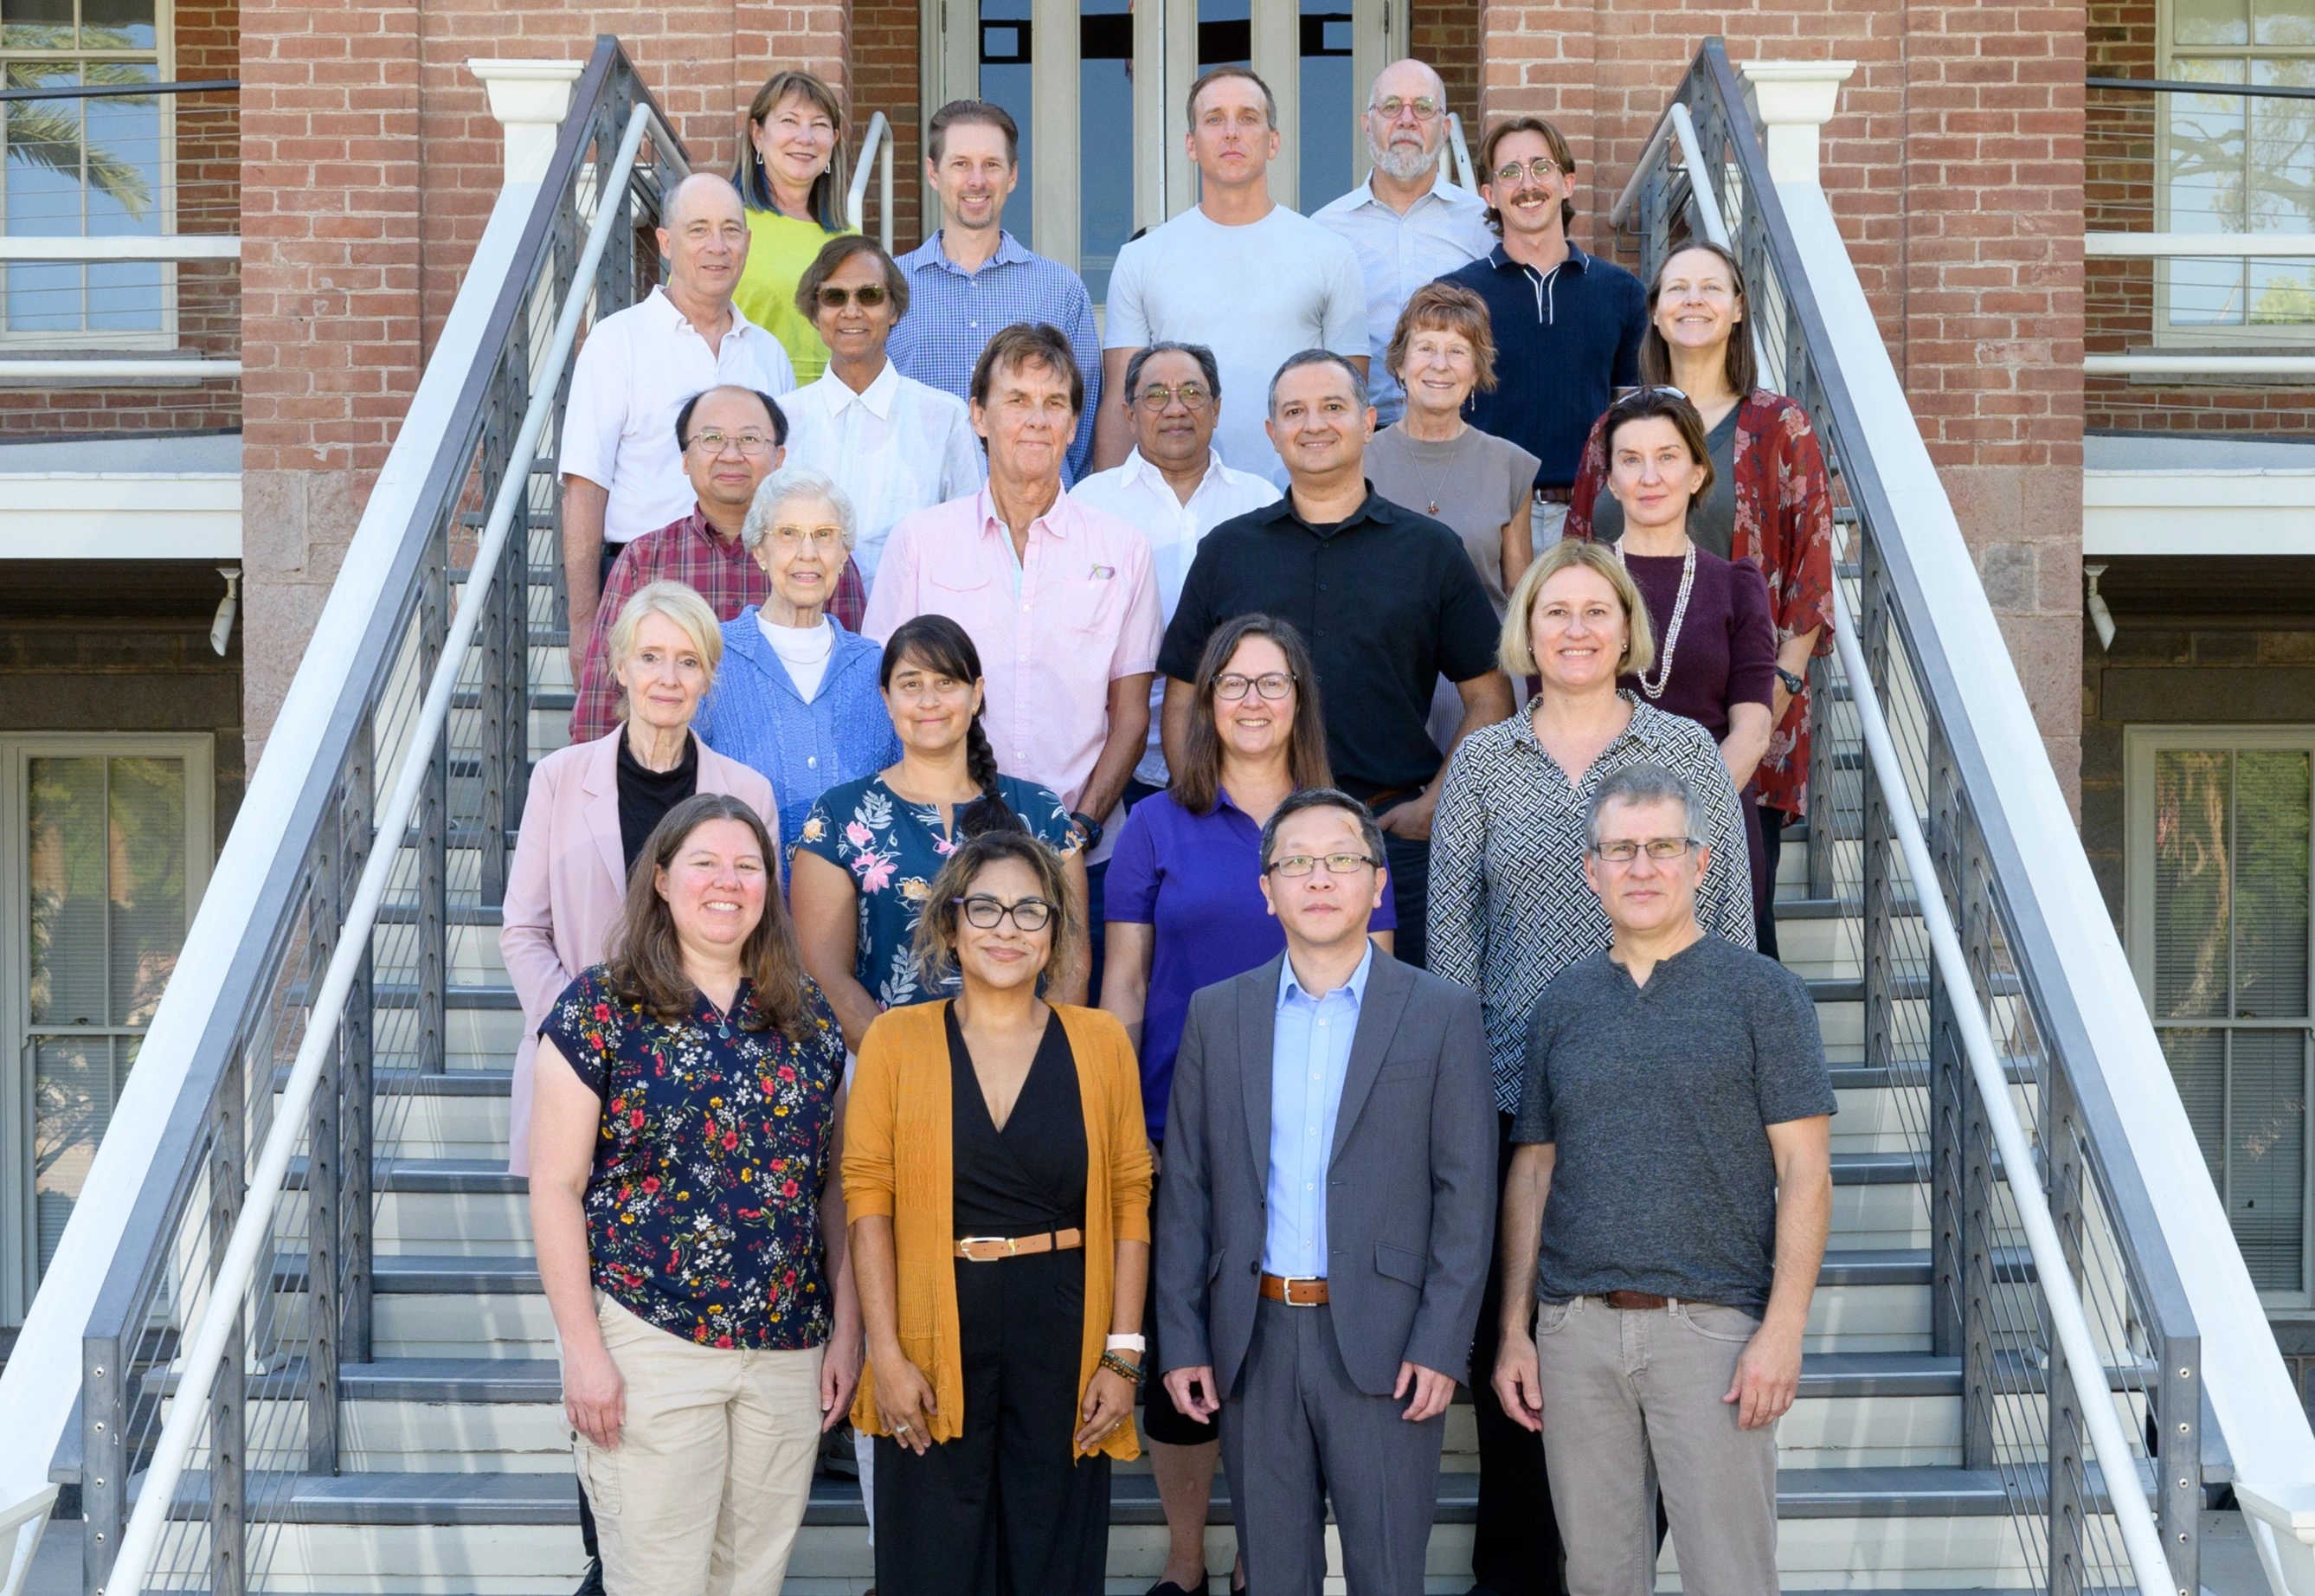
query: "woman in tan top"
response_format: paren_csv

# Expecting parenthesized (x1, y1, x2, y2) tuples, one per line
(844, 828, 1151, 1596)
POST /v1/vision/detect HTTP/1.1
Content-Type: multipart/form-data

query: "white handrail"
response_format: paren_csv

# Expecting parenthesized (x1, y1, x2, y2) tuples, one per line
(1446, 111, 1476, 195)
(1832, 579, 2177, 1596)
(846, 110, 895, 253)
(0, 1488, 57, 1596)
(0, 237, 239, 261)
(99, 100, 656, 1596)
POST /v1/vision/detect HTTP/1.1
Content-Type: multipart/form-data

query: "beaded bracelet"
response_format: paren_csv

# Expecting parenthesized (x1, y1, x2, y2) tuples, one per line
(1099, 1350, 1145, 1385)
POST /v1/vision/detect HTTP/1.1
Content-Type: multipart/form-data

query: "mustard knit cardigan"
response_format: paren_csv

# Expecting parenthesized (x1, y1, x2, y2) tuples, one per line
(842, 1001, 1153, 1460)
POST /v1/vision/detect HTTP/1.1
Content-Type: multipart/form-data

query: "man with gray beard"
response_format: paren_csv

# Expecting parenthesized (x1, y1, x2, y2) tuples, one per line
(1314, 59, 1497, 425)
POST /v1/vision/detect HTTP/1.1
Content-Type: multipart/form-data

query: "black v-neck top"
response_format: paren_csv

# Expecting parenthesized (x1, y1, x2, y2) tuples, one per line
(947, 1006, 1088, 1237)
(616, 731, 700, 872)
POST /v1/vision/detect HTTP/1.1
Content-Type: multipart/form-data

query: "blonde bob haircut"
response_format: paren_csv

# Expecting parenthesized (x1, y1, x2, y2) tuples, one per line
(1497, 537, 1656, 682)
(605, 579, 723, 722)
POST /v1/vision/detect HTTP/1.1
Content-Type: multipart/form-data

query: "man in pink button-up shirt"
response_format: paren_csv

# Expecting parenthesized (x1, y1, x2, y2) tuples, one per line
(863, 325, 1161, 867)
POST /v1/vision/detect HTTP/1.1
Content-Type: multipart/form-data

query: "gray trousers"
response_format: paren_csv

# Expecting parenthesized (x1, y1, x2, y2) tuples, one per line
(1533, 1296, 1779, 1596)
(1218, 1297, 1446, 1596)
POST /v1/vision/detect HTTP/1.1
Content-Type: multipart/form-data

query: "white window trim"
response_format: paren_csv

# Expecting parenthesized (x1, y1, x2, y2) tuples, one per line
(0, 732, 211, 1326)
(2123, 722, 2315, 1312)
(2152, 0, 2315, 349)
(0, 4, 182, 354)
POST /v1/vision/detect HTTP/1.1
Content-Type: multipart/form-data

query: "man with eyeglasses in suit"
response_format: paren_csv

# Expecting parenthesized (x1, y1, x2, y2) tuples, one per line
(1437, 116, 1648, 556)
(1314, 60, 1497, 427)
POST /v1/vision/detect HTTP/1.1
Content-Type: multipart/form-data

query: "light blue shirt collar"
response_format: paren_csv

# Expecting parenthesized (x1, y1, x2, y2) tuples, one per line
(1276, 941, 1376, 1010)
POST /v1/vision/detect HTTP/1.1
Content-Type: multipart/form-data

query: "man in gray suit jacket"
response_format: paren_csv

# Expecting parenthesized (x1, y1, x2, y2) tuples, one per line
(1156, 787, 1496, 1595)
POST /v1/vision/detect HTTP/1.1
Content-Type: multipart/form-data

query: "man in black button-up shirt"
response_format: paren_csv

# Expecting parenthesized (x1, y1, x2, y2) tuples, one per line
(1156, 350, 1512, 968)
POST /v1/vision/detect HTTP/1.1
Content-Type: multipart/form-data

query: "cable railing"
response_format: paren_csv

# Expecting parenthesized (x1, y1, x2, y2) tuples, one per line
(0, 74, 240, 383)
(0, 37, 685, 1596)
(1605, 38, 2315, 1596)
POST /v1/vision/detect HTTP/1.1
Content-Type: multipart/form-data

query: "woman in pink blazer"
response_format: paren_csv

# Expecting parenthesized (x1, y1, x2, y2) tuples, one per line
(502, 581, 777, 1176)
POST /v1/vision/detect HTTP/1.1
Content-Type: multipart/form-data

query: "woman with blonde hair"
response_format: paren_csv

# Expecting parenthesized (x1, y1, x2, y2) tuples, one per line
(733, 68, 856, 383)
(1426, 535, 1753, 1595)
(846, 828, 1151, 1595)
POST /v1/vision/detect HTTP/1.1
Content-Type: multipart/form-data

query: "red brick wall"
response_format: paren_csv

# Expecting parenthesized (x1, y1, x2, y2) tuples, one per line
(1414, 0, 1482, 132)
(851, 0, 923, 251)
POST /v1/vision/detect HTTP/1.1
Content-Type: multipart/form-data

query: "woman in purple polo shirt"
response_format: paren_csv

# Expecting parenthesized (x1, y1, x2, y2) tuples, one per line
(1097, 612, 1395, 1596)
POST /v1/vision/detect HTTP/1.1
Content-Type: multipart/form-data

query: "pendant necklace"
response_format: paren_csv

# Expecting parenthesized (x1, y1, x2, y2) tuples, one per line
(1615, 538, 1697, 700)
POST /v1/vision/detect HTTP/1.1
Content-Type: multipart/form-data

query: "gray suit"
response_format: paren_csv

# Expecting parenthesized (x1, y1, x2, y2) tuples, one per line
(1155, 951, 1495, 1595)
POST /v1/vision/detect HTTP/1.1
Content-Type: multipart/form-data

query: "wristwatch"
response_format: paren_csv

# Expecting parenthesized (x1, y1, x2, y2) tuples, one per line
(1774, 666, 1805, 697)
(1071, 809, 1104, 850)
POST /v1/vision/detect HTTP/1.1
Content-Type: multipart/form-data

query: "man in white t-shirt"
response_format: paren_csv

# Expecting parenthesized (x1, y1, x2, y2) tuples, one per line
(1095, 66, 1367, 485)
(559, 173, 797, 665)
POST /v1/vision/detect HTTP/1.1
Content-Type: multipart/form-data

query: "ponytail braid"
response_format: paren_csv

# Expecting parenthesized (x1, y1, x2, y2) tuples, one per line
(957, 711, 1021, 838)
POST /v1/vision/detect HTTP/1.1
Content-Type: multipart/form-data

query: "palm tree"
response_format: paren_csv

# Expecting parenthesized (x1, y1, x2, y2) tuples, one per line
(5, 56, 156, 222)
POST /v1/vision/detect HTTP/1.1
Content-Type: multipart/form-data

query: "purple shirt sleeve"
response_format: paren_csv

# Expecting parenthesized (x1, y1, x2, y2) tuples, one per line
(1727, 557, 1778, 711)
(1106, 801, 1161, 924)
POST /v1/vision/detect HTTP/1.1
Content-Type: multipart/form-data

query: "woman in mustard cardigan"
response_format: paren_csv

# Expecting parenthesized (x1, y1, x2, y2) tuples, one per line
(845, 827, 1151, 1596)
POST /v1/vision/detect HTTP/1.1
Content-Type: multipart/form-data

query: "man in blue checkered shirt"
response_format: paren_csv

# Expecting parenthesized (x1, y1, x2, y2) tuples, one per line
(885, 99, 1103, 485)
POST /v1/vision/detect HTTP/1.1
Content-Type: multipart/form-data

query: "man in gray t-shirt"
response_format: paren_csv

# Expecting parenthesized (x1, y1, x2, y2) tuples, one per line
(1492, 762, 1835, 1595)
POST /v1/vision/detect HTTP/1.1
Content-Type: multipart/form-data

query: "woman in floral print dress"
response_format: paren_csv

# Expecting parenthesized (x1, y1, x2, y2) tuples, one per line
(529, 791, 862, 1596)
(790, 614, 1087, 1050)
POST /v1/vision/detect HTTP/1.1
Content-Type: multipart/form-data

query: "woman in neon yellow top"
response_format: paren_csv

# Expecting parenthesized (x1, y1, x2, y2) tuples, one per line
(735, 70, 857, 384)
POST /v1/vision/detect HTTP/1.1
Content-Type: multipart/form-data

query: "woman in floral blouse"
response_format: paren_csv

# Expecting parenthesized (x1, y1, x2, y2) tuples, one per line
(791, 614, 1087, 1049)
(530, 791, 861, 1596)
(1563, 240, 1836, 955)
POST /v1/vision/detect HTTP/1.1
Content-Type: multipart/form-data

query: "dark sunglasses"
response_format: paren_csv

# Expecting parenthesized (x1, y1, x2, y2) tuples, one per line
(815, 284, 890, 309)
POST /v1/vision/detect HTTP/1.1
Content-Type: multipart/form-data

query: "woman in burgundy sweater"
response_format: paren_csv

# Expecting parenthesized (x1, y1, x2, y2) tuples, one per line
(1596, 386, 1780, 924)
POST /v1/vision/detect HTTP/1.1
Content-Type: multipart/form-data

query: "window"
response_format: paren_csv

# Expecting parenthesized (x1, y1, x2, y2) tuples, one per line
(0, 0, 169, 344)
(2126, 726, 2315, 1308)
(2158, 0, 2315, 341)
(0, 734, 209, 1324)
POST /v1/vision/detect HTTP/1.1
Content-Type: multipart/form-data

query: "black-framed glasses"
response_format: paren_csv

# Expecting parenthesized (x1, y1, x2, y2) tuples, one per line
(1213, 670, 1295, 702)
(814, 284, 890, 309)
(955, 894, 1055, 932)
(1491, 157, 1563, 186)
(1135, 381, 1212, 412)
(686, 428, 777, 456)
(1371, 95, 1441, 122)
(1590, 836, 1699, 864)
(1266, 853, 1380, 878)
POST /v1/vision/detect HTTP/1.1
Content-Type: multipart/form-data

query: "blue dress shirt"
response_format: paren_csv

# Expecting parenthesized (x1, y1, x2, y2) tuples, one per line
(694, 612, 900, 850)
(1263, 943, 1375, 1278)
(885, 228, 1103, 484)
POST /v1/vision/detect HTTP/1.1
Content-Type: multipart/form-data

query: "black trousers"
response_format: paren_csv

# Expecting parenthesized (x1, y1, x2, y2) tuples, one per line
(1756, 803, 1791, 962)
(1379, 828, 1431, 970)
(1469, 1110, 1563, 1595)
(874, 1249, 1109, 1595)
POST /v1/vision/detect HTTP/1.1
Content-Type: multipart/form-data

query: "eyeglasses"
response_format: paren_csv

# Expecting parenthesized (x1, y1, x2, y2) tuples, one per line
(769, 525, 845, 551)
(1213, 670, 1295, 702)
(814, 284, 889, 309)
(1490, 158, 1564, 186)
(1611, 384, 1688, 407)
(955, 894, 1055, 932)
(1591, 836, 1700, 864)
(686, 428, 776, 457)
(1266, 853, 1379, 878)
(1371, 95, 1441, 122)
(1136, 381, 1212, 412)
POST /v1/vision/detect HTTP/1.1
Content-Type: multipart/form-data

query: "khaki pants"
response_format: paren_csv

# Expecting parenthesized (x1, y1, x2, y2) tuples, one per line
(574, 1294, 825, 1596)
(1533, 1295, 1779, 1596)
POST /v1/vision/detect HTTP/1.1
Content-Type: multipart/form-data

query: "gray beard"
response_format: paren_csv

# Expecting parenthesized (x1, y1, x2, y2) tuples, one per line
(1367, 137, 1439, 184)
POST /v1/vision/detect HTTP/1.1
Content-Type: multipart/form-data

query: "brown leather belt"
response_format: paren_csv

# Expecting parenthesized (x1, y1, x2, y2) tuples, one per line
(1599, 1290, 1671, 1310)
(1534, 485, 1575, 506)
(955, 1228, 1083, 1262)
(1259, 1272, 1330, 1306)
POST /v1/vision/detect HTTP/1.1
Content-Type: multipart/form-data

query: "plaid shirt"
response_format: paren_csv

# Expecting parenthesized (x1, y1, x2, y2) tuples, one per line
(569, 506, 868, 743)
(884, 229, 1102, 484)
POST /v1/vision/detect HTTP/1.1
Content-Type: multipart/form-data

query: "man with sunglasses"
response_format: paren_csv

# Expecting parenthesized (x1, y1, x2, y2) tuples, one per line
(561, 173, 799, 669)
(567, 385, 866, 743)
(1154, 786, 1494, 1596)
(1495, 763, 1834, 1596)
(1313, 60, 1497, 426)
(1437, 116, 1647, 552)
(1070, 340, 1279, 793)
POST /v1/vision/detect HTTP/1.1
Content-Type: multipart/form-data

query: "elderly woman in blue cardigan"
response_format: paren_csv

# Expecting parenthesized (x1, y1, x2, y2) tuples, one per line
(698, 465, 900, 849)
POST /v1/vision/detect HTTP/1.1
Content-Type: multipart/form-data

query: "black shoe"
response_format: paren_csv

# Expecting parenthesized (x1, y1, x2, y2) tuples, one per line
(1144, 1578, 1208, 1596)
(573, 1558, 605, 1596)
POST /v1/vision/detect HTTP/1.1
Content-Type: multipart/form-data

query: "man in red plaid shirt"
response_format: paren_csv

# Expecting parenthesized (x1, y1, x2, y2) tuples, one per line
(568, 383, 866, 743)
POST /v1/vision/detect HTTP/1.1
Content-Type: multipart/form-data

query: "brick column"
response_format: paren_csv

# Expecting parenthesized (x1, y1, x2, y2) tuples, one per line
(239, 0, 424, 757)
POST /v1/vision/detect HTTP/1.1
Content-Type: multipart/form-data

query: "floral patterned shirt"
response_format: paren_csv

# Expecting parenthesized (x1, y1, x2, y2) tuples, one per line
(793, 772, 1078, 1008)
(541, 966, 846, 1350)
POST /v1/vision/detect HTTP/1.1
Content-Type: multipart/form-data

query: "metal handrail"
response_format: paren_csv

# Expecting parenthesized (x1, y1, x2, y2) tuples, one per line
(1445, 111, 1476, 195)
(99, 100, 655, 1596)
(846, 109, 896, 252)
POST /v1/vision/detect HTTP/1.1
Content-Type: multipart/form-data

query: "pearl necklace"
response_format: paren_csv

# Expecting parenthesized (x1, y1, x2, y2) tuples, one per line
(1614, 538, 1696, 701)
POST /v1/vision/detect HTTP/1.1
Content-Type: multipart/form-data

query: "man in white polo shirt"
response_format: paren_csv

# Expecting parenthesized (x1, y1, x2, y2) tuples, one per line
(1094, 66, 1367, 485)
(559, 172, 797, 668)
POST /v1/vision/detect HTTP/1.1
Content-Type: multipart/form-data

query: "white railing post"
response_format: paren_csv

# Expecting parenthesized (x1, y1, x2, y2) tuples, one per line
(1738, 59, 1855, 186)
(469, 59, 588, 186)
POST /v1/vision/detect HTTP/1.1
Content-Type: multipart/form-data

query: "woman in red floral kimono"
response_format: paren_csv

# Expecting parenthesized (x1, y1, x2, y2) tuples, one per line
(1565, 239, 1836, 956)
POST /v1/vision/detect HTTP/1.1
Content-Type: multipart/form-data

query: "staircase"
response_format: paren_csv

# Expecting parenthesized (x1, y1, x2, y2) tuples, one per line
(4, 32, 2312, 1596)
